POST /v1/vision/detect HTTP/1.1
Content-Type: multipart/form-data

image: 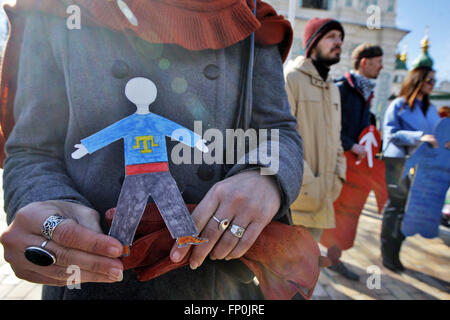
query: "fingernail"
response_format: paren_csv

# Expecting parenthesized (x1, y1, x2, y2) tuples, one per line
(109, 268, 123, 281)
(172, 251, 180, 262)
(108, 247, 121, 257)
(190, 262, 198, 270)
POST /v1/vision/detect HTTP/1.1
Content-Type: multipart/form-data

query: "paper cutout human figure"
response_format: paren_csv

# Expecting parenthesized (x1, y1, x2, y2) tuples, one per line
(320, 126, 388, 250)
(356, 126, 379, 168)
(72, 77, 209, 254)
(401, 118, 450, 238)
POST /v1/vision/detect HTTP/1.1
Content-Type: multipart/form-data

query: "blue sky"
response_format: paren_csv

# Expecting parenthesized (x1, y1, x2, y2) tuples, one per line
(396, 0, 450, 85)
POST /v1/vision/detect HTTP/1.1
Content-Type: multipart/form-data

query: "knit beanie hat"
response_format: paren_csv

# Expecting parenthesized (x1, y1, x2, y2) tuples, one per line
(303, 18, 345, 58)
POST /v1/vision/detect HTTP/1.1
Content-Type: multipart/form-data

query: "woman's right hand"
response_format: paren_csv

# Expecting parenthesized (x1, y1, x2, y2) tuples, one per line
(420, 134, 438, 148)
(0, 201, 124, 286)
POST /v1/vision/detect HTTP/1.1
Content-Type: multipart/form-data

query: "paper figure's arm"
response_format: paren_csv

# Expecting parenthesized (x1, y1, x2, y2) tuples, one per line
(157, 115, 208, 152)
(72, 117, 130, 159)
(402, 143, 428, 179)
(359, 133, 378, 148)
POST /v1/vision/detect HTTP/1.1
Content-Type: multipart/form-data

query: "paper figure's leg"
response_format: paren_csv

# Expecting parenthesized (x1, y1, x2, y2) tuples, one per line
(108, 175, 149, 255)
(146, 172, 207, 247)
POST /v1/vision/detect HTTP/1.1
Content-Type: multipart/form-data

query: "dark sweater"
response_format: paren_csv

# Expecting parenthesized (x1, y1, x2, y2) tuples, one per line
(311, 58, 330, 81)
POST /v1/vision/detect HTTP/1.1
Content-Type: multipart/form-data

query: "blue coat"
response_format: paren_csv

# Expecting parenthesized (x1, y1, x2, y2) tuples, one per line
(3, 12, 303, 299)
(382, 97, 441, 158)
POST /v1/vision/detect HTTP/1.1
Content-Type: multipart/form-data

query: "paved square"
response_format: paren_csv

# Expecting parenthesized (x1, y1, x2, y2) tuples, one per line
(0, 171, 448, 300)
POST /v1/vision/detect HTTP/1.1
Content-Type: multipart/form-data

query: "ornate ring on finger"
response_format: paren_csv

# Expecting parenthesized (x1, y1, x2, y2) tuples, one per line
(41, 214, 66, 240)
(229, 224, 246, 239)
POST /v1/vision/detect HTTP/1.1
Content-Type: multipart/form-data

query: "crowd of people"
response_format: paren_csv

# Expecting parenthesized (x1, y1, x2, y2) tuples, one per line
(0, 0, 447, 300)
(286, 16, 447, 280)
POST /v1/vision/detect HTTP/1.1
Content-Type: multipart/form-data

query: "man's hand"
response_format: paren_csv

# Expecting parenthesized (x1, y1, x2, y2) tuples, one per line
(0, 201, 124, 286)
(71, 144, 89, 159)
(351, 144, 367, 161)
(169, 170, 281, 269)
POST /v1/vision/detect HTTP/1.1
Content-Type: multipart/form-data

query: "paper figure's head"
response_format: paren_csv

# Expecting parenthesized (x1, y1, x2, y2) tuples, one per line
(434, 118, 450, 149)
(125, 77, 157, 108)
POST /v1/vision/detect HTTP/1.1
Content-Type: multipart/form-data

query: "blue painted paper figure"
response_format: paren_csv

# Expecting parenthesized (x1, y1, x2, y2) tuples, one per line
(72, 77, 209, 254)
(401, 118, 450, 238)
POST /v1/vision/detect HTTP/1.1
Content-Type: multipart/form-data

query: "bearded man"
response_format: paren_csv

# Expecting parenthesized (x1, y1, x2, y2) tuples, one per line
(285, 18, 346, 244)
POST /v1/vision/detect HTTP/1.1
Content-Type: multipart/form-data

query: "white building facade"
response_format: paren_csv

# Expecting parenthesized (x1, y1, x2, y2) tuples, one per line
(267, 0, 409, 124)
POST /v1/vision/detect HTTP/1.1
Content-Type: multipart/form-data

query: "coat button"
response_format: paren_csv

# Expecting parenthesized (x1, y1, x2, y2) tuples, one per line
(203, 64, 221, 80)
(111, 60, 130, 79)
(197, 164, 215, 181)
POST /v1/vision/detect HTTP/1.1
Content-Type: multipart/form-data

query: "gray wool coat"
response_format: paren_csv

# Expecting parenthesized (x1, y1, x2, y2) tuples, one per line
(3, 12, 304, 300)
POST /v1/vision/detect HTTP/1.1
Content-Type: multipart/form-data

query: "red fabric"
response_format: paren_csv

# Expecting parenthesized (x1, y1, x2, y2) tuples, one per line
(320, 126, 388, 250)
(251, 0, 293, 62)
(105, 203, 330, 300)
(126, 162, 169, 176)
(0, 0, 293, 167)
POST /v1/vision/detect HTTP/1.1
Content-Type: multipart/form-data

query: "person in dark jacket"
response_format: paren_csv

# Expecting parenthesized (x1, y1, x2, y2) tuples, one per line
(326, 43, 383, 280)
(335, 43, 383, 160)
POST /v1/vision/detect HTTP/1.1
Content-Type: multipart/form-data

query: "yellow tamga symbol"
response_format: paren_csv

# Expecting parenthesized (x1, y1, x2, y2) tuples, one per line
(133, 136, 159, 153)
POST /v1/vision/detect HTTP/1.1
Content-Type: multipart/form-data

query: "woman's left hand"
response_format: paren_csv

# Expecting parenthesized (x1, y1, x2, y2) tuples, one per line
(170, 170, 281, 269)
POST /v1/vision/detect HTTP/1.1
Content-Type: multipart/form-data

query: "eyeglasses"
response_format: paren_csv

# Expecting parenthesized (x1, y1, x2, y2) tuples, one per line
(424, 78, 436, 85)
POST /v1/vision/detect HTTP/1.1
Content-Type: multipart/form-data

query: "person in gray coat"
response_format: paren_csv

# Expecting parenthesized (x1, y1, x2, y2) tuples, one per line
(0, 2, 303, 300)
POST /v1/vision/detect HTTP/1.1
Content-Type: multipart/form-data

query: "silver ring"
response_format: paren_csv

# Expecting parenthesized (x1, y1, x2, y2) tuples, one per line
(42, 215, 66, 240)
(24, 240, 56, 267)
(41, 240, 49, 248)
(230, 224, 246, 238)
(212, 216, 230, 231)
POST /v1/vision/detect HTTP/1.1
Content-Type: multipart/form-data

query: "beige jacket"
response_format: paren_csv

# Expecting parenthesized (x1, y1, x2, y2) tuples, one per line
(284, 56, 346, 229)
